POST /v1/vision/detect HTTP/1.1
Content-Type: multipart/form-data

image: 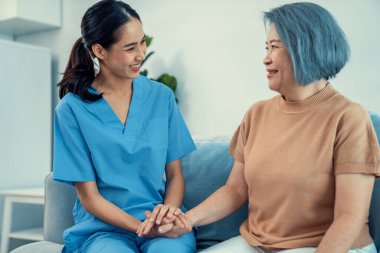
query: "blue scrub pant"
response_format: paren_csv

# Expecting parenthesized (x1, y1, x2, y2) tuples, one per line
(77, 230, 196, 253)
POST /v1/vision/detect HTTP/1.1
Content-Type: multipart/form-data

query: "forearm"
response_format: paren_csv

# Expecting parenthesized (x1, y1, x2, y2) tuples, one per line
(164, 174, 184, 208)
(187, 184, 247, 227)
(81, 193, 142, 232)
(316, 214, 364, 253)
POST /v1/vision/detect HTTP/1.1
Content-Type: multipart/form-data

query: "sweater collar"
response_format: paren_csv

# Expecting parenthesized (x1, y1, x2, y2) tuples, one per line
(276, 84, 338, 113)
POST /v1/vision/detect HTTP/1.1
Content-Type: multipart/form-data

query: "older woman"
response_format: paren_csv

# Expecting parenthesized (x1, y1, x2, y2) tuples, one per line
(141, 2, 380, 253)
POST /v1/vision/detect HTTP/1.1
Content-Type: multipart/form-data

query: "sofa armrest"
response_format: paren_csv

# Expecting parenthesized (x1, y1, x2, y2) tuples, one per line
(44, 173, 76, 244)
(10, 241, 63, 253)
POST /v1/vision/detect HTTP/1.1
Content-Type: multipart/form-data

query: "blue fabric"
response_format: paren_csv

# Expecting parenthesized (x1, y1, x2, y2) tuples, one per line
(53, 75, 196, 253)
(182, 138, 248, 250)
(76, 231, 196, 253)
(369, 112, 380, 251)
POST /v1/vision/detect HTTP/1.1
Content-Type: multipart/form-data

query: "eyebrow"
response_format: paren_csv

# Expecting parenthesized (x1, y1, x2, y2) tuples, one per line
(265, 39, 282, 44)
(123, 34, 146, 48)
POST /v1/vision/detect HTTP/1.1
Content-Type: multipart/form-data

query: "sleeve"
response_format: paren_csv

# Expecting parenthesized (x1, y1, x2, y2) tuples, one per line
(334, 105, 380, 176)
(166, 91, 196, 163)
(230, 116, 247, 164)
(53, 103, 96, 185)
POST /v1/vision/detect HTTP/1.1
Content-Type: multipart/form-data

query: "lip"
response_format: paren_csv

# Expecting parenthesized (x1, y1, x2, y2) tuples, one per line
(266, 69, 278, 79)
(130, 63, 141, 72)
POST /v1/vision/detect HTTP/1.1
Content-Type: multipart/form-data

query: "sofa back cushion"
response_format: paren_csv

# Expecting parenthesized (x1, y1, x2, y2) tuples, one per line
(182, 137, 248, 250)
(368, 112, 380, 250)
(43, 112, 380, 250)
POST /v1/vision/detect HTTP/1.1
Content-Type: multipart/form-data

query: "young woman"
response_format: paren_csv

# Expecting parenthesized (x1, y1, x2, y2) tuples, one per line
(53, 1, 196, 252)
(154, 2, 380, 253)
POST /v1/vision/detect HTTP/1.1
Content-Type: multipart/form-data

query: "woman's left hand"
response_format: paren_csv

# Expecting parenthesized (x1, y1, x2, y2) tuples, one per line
(149, 204, 182, 225)
(137, 210, 192, 238)
(136, 205, 182, 237)
(157, 213, 193, 238)
(136, 215, 174, 238)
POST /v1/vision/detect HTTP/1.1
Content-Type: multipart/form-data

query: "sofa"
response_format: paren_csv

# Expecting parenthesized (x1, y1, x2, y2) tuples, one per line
(10, 112, 380, 253)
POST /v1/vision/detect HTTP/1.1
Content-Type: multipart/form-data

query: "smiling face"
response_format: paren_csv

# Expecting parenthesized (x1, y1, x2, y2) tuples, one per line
(94, 17, 147, 81)
(263, 23, 297, 93)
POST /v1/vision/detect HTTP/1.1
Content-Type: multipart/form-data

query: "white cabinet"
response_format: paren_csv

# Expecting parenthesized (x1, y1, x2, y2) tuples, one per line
(0, 39, 51, 188)
(0, 0, 61, 35)
(0, 188, 44, 253)
(0, 33, 51, 253)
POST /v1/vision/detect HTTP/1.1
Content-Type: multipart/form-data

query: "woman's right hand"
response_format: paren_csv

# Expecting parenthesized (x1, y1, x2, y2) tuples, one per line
(157, 213, 193, 238)
(137, 211, 193, 238)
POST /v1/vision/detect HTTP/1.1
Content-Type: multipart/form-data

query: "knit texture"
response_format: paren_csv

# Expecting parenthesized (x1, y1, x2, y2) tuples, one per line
(230, 84, 380, 249)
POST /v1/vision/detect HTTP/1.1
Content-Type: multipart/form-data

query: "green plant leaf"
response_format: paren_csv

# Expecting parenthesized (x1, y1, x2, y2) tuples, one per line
(141, 51, 155, 66)
(156, 73, 177, 92)
(140, 69, 148, 76)
(145, 35, 153, 47)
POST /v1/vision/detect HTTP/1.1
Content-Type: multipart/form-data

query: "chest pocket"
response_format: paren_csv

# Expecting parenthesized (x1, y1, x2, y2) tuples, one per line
(146, 117, 169, 150)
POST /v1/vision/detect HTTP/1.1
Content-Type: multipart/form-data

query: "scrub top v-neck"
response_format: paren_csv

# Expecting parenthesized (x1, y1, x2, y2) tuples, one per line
(53, 75, 196, 252)
(96, 80, 142, 135)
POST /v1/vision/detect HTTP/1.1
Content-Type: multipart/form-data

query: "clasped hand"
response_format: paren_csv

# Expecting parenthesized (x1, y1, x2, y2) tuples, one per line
(136, 204, 192, 238)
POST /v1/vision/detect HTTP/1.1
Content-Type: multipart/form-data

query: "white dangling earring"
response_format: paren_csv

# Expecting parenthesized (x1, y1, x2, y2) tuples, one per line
(92, 57, 100, 76)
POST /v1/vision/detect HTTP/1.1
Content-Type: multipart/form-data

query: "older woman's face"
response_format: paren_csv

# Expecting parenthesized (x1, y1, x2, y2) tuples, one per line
(263, 23, 296, 93)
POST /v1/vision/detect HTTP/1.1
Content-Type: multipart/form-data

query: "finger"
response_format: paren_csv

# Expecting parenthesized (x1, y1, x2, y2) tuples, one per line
(144, 210, 152, 219)
(158, 223, 174, 234)
(166, 206, 176, 219)
(156, 205, 169, 225)
(142, 218, 155, 236)
(178, 214, 193, 231)
(136, 219, 147, 235)
(174, 216, 185, 228)
(162, 217, 171, 224)
(149, 204, 163, 224)
(163, 215, 176, 224)
(137, 220, 149, 237)
(174, 208, 183, 216)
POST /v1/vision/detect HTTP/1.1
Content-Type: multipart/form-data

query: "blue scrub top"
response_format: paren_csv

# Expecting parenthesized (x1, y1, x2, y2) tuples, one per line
(53, 76, 196, 252)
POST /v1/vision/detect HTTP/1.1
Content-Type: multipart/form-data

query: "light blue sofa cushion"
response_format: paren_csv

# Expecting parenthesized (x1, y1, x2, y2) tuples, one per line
(369, 112, 380, 250)
(182, 137, 248, 250)
(10, 241, 63, 253)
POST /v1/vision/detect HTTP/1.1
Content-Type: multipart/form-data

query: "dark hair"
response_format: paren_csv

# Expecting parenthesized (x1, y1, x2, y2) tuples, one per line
(58, 0, 141, 101)
(264, 2, 350, 85)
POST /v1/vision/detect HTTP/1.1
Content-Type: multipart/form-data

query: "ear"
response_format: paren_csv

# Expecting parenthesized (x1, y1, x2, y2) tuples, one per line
(91, 44, 106, 60)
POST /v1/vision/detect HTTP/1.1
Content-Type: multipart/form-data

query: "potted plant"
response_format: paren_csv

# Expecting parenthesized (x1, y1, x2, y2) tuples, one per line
(140, 36, 178, 102)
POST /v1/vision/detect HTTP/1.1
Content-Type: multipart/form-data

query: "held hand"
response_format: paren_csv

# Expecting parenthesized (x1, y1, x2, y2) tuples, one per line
(136, 207, 180, 237)
(158, 213, 193, 238)
(136, 217, 174, 238)
(149, 204, 182, 225)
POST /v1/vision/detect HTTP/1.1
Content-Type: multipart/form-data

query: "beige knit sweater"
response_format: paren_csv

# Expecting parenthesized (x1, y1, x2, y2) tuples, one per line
(230, 84, 380, 249)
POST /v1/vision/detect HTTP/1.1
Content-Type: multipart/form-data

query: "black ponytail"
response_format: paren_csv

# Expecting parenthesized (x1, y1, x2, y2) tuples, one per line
(57, 38, 101, 102)
(57, 0, 141, 102)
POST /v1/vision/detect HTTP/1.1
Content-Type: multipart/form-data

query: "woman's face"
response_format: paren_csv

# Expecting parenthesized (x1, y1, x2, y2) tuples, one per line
(263, 23, 296, 93)
(100, 18, 147, 81)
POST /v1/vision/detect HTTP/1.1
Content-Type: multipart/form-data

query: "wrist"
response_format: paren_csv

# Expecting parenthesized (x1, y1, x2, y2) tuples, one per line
(185, 211, 196, 227)
(163, 202, 181, 208)
(132, 219, 143, 233)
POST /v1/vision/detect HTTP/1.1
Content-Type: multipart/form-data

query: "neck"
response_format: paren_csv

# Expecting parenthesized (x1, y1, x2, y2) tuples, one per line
(282, 79, 328, 102)
(93, 73, 133, 98)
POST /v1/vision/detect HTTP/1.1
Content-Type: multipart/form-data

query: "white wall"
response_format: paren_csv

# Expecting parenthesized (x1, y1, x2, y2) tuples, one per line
(16, 0, 380, 138)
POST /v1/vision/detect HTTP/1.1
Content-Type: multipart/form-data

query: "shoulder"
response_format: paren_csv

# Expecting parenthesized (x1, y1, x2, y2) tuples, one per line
(330, 92, 369, 122)
(55, 93, 77, 112)
(326, 92, 372, 133)
(135, 75, 173, 98)
(55, 93, 88, 118)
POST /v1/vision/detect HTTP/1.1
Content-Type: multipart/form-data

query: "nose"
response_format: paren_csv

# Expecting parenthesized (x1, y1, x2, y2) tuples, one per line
(263, 51, 272, 66)
(136, 44, 146, 61)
